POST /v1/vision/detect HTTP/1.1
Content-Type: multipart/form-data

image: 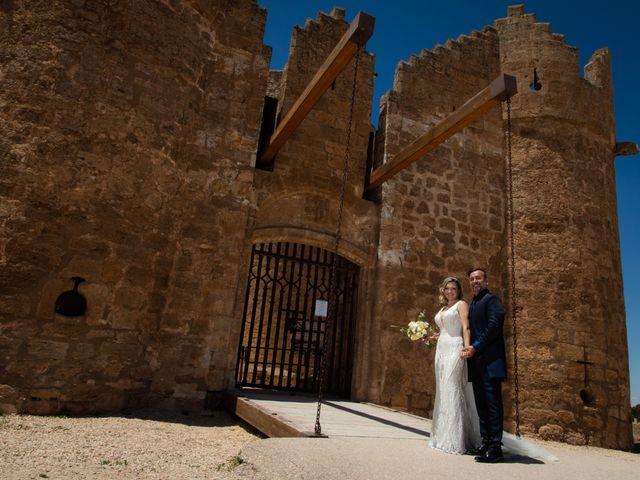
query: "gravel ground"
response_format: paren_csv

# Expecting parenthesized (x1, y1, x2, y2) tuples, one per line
(1, 411, 637, 480)
(0, 410, 262, 480)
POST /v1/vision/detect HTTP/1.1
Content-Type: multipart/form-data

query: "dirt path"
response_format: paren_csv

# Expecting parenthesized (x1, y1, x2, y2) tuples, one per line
(0, 410, 261, 479)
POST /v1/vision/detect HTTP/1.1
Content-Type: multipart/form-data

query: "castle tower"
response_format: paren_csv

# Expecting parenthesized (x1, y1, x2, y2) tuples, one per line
(495, 6, 632, 448)
(0, 0, 270, 413)
(250, 7, 377, 261)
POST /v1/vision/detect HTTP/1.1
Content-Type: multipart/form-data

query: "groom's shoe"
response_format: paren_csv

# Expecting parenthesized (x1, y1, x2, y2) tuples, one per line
(466, 443, 489, 456)
(475, 446, 504, 463)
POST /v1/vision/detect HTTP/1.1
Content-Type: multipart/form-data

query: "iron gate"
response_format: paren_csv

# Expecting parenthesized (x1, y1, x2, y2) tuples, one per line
(235, 242, 359, 397)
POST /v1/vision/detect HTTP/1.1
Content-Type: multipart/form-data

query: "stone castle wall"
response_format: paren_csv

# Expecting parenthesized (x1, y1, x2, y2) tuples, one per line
(0, 1, 632, 449)
(0, 0, 269, 413)
(495, 5, 631, 448)
(366, 27, 507, 415)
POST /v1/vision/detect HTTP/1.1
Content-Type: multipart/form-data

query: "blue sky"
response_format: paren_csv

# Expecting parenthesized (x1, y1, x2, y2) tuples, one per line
(258, 0, 639, 406)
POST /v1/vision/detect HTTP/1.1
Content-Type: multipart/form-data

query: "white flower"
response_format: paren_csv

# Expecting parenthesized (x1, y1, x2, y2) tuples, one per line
(399, 310, 439, 349)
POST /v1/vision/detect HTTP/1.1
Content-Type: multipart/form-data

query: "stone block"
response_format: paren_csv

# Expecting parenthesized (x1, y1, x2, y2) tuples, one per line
(60, 255, 104, 280)
(173, 383, 206, 400)
(438, 217, 456, 232)
(106, 308, 139, 330)
(26, 339, 69, 363)
(0, 384, 19, 404)
(24, 399, 59, 415)
(555, 409, 577, 426)
(564, 431, 585, 445)
(408, 393, 430, 410)
(86, 329, 115, 339)
(39, 321, 85, 341)
(29, 388, 62, 401)
(583, 412, 604, 430)
(205, 370, 226, 390)
(0, 294, 32, 317)
(99, 342, 143, 362)
(114, 286, 148, 310)
(93, 356, 124, 379)
(538, 423, 564, 441)
(391, 393, 409, 409)
(69, 343, 96, 361)
(0, 403, 18, 414)
(101, 260, 124, 284)
(82, 282, 111, 325)
(105, 378, 148, 392)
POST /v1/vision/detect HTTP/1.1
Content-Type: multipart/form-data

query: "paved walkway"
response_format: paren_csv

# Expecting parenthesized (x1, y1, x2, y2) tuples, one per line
(231, 389, 431, 439)
(227, 390, 639, 480)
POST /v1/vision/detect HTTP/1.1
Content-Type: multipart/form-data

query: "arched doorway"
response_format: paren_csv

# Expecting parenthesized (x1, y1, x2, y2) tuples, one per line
(235, 242, 359, 398)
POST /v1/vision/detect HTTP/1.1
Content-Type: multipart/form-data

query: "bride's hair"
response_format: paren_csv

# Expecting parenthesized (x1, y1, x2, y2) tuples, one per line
(439, 276, 463, 305)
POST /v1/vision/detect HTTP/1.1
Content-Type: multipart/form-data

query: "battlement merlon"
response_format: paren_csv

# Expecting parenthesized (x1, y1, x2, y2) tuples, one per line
(389, 26, 498, 95)
(584, 47, 612, 90)
(496, 4, 569, 48)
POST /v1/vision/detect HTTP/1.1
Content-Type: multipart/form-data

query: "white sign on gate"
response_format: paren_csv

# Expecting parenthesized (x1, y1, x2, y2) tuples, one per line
(314, 299, 328, 318)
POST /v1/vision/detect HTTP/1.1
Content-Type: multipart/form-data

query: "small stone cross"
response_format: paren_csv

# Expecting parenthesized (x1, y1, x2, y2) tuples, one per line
(576, 346, 594, 387)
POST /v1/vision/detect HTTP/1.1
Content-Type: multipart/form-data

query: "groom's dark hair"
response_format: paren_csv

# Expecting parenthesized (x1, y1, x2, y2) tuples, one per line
(467, 267, 488, 278)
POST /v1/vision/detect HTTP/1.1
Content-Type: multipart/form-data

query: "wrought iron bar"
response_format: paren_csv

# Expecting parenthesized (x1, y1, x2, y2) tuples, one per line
(261, 242, 281, 384)
(269, 243, 289, 386)
(241, 244, 264, 383)
(251, 243, 273, 384)
(327, 264, 342, 392)
(289, 245, 305, 388)
(279, 242, 298, 388)
(299, 248, 315, 391)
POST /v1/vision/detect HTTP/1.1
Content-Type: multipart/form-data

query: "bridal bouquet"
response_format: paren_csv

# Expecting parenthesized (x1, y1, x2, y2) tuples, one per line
(400, 310, 439, 348)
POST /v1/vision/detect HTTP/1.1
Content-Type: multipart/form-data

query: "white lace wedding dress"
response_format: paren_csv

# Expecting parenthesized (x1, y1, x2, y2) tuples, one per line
(429, 301, 558, 462)
(430, 301, 481, 454)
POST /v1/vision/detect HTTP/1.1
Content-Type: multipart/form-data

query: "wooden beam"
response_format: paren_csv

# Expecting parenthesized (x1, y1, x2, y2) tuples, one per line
(365, 73, 517, 192)
(259, 12, 375, 164)
(224, 390, 305, 438)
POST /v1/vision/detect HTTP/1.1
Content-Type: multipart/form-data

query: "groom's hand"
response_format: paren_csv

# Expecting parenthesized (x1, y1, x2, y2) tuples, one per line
(460, 346, 476, 359)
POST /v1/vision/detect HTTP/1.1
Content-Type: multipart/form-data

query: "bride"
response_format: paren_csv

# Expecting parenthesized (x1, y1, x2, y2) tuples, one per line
(428, 276, 558, 462)
(429, 276, 480, 454)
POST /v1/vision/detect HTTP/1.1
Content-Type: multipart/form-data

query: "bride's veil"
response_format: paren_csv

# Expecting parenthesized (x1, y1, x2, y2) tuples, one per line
(502, 430, 559, 462)
(464, 382, 559, 462)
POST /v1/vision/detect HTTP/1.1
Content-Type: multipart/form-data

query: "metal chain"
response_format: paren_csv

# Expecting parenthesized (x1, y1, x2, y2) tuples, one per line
(315, 47, 361, 436)
(505, 98, 521, 437)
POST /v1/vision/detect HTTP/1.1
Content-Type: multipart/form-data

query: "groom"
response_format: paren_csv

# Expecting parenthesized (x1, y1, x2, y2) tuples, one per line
(461, 268, 506, 463)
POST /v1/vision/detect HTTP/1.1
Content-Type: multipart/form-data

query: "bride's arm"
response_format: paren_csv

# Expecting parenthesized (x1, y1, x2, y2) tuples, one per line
(458, 301, 471, 348)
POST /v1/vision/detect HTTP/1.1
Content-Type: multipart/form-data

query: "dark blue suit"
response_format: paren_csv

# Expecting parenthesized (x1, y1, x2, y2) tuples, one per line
(468, 288, 506, 447)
